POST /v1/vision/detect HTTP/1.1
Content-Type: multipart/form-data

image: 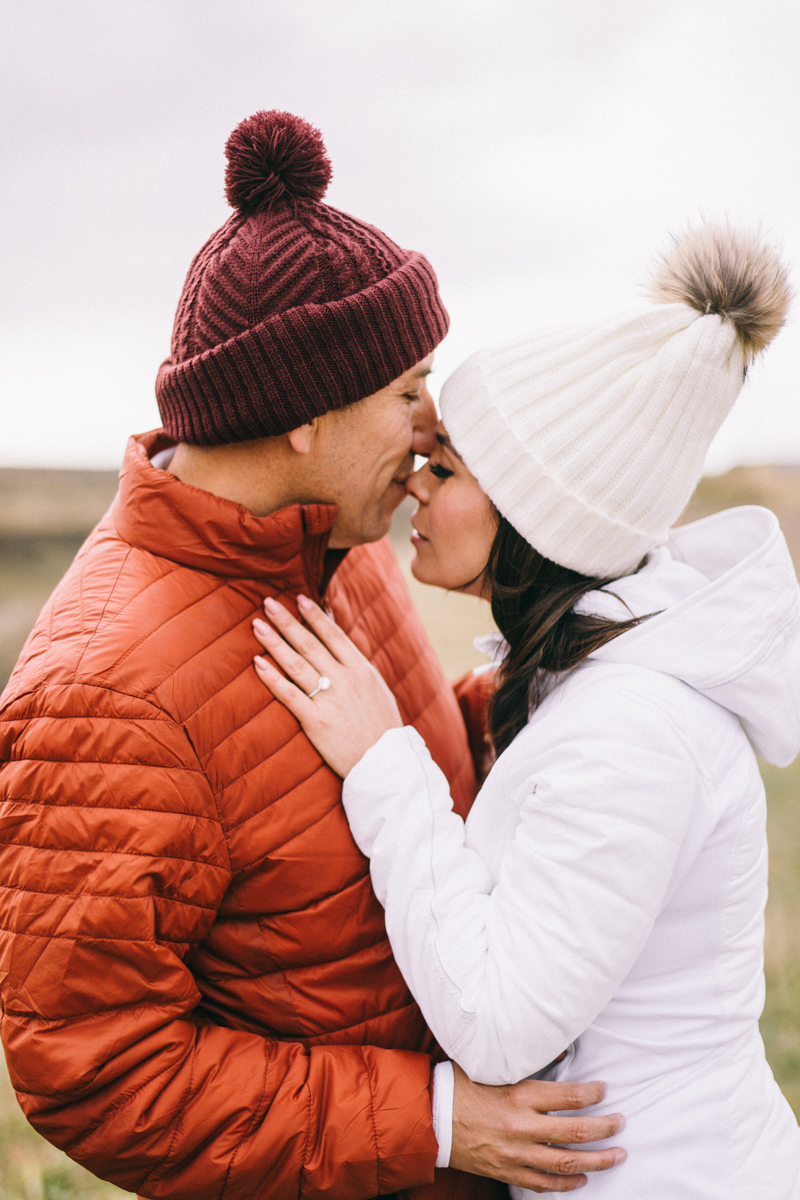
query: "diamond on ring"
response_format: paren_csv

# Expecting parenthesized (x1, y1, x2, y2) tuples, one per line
(307, 676, 331, 699)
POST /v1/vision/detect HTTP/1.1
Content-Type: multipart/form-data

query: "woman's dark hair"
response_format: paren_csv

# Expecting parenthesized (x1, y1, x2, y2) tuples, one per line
(484, 515, 647, 757)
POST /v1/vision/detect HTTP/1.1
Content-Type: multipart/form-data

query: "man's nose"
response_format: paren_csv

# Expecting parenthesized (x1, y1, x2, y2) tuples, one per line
(410, 390, 437, 458)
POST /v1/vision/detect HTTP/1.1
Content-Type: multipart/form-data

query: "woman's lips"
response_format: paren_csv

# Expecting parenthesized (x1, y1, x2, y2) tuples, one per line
(410, 524, 429, 546)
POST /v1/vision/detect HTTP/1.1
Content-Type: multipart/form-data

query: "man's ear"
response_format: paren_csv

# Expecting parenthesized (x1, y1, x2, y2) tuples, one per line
(286, 420, 318, 455)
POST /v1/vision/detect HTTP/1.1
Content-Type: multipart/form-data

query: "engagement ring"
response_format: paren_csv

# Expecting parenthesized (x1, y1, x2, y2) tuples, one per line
(307, 676, 331, 699)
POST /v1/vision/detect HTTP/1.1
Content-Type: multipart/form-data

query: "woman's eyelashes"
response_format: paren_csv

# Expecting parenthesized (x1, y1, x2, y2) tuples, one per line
(428, 461, 454, 480)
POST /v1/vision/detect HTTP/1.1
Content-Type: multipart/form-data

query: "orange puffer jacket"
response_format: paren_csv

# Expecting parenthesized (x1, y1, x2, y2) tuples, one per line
(0, 432, 505, 1200)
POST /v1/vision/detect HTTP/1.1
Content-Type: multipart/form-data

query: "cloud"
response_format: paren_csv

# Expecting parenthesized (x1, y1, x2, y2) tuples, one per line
(1, 0, 798, 469)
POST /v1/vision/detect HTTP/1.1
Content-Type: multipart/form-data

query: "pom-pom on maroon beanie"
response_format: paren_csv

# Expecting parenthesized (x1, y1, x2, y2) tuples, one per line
(156, 110, 450, 444)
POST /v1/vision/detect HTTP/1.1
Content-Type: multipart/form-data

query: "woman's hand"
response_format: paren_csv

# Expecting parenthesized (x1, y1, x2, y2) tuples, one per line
(252, 594, 404, 778)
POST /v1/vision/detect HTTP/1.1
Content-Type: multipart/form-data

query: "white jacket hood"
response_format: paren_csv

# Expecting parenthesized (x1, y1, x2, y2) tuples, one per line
(576, 505, 800, 767)
(477, 505, 800, 766)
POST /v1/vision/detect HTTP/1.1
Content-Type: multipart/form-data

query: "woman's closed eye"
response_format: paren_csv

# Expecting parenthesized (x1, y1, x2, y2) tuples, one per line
(428, 461, 454, 480)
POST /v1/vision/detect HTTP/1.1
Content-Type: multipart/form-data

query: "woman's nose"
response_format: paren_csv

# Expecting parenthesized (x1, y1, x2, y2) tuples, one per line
(405, 462, 429, 502)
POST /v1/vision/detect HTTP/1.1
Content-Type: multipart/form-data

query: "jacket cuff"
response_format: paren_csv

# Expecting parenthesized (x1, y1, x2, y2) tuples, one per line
(432, 1060, 455, 1168)
(362, 1046, 439, 1192)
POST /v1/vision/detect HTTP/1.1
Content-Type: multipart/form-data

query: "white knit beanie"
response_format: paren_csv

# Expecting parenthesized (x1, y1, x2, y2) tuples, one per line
(440, 225, 791, 578)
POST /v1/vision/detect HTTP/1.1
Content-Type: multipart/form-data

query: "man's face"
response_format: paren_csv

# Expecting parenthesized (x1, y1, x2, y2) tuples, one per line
(309, 354, 437, 548)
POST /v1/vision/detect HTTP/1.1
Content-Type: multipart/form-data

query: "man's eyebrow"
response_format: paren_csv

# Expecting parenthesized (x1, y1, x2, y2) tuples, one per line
(401, 366, 432, 392)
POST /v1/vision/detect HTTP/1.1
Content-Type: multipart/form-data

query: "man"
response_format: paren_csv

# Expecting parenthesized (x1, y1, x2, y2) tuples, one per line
(0, 111, 624, 1198)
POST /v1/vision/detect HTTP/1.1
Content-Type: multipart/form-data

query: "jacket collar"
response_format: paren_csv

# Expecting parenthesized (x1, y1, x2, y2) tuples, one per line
(111, 430, 340, 598)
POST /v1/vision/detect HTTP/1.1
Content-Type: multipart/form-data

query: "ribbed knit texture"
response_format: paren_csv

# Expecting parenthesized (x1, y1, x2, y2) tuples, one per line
(440, 304, 744, 577)
(156, 199, 449, 443)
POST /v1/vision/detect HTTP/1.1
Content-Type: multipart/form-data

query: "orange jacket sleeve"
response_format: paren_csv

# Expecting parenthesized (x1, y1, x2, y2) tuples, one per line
(0, 684, 437, 1200)
(452, 671, 496, 789)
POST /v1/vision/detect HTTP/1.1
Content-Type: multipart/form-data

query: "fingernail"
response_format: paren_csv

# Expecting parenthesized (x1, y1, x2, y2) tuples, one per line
(297, 593, 310, 607)
(264, 597, 280, 612)
(613, 1150, 627, 1164)
(254, 655, 268, 667)
(253, 617, 268, 632)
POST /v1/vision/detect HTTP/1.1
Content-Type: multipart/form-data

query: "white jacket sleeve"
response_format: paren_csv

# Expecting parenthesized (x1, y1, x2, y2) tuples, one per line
(341, 681, 701, 1085)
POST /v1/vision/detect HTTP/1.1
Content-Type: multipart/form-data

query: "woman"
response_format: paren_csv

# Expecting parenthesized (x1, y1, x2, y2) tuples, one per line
(252, 225, 800, 1197)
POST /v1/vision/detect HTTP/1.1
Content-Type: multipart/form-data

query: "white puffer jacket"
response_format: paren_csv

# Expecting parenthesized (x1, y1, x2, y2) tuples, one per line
(342, 506, 800, 1199)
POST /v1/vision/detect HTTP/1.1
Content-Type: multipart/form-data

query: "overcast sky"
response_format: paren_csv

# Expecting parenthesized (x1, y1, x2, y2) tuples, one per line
(1, 0, 799, 472)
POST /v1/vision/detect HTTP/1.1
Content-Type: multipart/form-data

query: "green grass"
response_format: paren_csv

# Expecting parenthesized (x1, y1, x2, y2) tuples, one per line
(0, 1063, 132, 1200)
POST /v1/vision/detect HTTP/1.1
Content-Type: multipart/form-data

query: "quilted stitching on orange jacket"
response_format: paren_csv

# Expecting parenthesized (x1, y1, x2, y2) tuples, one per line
(0, 432, 504, 1200)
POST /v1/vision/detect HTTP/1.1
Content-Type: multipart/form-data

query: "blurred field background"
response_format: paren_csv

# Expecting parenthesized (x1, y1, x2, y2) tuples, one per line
(0, 464, 799, 1195)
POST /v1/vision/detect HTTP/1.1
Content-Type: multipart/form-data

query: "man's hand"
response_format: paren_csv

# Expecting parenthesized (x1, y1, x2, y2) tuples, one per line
(450, 1062, 626, 1193)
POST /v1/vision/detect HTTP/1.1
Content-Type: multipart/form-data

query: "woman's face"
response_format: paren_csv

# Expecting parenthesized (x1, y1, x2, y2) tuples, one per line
(406, 422, 498, 595)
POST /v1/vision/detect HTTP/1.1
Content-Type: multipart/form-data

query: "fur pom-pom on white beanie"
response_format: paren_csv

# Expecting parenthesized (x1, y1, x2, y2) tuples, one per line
(440, 224, 792, 578)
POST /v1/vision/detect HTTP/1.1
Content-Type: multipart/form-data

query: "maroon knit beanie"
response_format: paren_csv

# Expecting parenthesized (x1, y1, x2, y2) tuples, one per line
(155, 110, 450, 444)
